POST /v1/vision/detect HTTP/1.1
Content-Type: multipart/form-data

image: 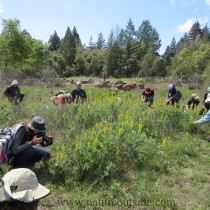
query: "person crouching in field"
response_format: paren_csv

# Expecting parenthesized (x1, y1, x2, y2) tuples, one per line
(51, 90, 72, 106)
(71, 81, 87, 104)
(10, 116, 54, 169)
(141, 87, 154, 107)
(4, 80, 24, 105)
(185, 94, 200, 110)
(0, 168, 50, 210)
(199, 87, 210, 115)
(166, 84, 182, 107)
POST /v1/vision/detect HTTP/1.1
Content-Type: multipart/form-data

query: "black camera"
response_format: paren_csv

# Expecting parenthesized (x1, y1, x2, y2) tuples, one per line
(37, 132, 53, 147)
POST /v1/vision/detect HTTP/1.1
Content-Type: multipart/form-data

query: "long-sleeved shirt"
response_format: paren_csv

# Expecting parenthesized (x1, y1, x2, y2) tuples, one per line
(4, 86, 21, 99)
(10, 126, 35, 155)
(71, 88, 87, 104)
(198, 110, 210, 125)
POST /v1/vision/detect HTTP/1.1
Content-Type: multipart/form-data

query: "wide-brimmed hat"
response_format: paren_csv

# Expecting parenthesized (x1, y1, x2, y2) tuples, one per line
(28, 116, 46, 132)
(0, 168, 50, 202)
(11, 80, 18, 86)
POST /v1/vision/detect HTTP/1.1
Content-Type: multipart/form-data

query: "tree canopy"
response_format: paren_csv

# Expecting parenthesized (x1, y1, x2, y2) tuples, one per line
(0, 18, 210, 79)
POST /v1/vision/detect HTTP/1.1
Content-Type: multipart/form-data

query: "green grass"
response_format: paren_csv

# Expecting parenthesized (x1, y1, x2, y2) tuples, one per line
(0, 83, 210, 210)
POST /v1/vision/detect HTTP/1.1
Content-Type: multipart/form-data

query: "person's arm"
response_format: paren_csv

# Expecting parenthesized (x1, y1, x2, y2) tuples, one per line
(141, 91, 145, 101)
(82, 89, 87, 99)
(193, 110, 210, 125)
(71, 89, 76, 102)
(11, 127, 42, 155)
(16, 87, 21, 97)
(11, 127, 34, 155)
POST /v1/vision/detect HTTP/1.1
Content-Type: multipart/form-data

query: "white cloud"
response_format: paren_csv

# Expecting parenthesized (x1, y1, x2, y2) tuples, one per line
(176, 18, 196, 32)
(205, 0, 210, 6)
(176, 17, 208, 32)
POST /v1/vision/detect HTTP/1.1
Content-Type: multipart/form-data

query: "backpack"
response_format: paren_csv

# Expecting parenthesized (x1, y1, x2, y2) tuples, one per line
(3, 86, 10, 98)
(0, 123, 23, 166)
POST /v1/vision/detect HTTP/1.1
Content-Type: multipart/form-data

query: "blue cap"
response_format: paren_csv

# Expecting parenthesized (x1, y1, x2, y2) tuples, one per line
(168, 84, 174, 91)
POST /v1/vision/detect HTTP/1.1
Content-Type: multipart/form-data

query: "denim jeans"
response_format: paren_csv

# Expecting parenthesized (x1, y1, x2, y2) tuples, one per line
(145, 97, 153, 107)
(12, 146, 50, 168)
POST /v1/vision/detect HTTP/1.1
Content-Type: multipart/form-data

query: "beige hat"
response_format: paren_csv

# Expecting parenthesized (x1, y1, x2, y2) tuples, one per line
(1, 168, 50, 202)
(76, 80, 81, 85)
(191, 94, 199, 100)
(11, 80, 18, 86)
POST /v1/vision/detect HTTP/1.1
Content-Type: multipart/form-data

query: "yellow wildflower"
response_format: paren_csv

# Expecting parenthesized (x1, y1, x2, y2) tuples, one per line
(116, 182, 121, 188)
(108, 161, 113, 167)
(162, 138, 167, 145)
(118, 128, 123, 134)
(138, 124, 143, 130)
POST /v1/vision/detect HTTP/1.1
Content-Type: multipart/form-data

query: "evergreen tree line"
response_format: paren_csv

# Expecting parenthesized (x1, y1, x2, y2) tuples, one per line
(0, 18, 210, 79)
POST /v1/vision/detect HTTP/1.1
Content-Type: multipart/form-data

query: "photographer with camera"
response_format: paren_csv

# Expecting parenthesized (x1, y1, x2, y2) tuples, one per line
(9, 116, 54, 169)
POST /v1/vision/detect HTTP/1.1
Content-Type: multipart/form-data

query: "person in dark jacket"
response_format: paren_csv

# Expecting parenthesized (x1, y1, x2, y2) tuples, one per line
(71, 81, 87, 104)
(141, 87, 154, 107)
(4, 80, 24, 104)
(10, 116, 54, 169)
(185, 94, 200, 110)
(166, 84, 182, 106)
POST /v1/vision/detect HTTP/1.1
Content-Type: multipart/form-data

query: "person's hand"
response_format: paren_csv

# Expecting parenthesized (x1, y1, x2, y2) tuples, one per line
(32, 136, 43, 144)
(48, 135, 55, 141)
(193, 121, 198, 125)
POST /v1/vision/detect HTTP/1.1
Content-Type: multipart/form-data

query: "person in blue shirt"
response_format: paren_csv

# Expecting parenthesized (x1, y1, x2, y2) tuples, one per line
(193, 110, 210, 141)
(193, 110, 210, 125)
(71, 81, 87, 104)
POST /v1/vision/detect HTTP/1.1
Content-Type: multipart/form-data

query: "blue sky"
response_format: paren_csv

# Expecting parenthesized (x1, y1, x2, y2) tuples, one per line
(0, 0, 209, 54)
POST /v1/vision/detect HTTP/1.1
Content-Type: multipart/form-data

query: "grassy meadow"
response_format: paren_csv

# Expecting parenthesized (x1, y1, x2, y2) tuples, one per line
(0, 80, 210, 210)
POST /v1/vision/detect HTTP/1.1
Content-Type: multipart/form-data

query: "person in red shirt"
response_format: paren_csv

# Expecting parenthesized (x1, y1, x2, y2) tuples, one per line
(141, 87, 154, 107)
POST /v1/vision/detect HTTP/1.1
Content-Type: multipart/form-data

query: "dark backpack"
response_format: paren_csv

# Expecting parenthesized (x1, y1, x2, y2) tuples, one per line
(3, 87, 10, 98)
(0, 123, 23, 166)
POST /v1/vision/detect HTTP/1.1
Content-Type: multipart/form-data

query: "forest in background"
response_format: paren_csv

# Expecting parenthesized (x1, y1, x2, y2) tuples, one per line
(0, 18, 210, 82)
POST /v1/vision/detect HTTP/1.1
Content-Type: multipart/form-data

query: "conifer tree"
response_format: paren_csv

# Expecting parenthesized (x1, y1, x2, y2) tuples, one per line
(136, 19, 161, 53)
(48, 31, 61, 51)
(96, 32, 106, 49)
(60, 26, 74, 66)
